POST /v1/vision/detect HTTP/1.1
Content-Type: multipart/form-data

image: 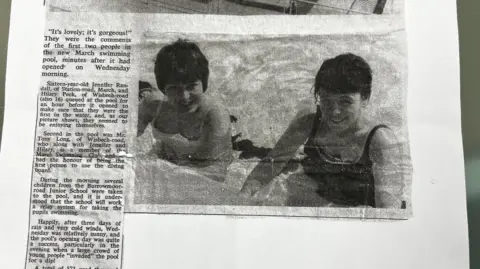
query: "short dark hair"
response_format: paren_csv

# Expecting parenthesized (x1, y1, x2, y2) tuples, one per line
(314, 53, 372, 101)
(154, 39, 209, 94)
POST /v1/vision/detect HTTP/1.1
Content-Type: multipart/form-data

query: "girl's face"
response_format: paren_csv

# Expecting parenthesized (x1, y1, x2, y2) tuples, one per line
(164, 79, 204, 113)
(319, 90, 368, 132)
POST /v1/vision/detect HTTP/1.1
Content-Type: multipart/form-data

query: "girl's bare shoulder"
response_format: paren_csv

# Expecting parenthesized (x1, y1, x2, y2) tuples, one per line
(202, 98, 230, 120)
(369, 126, 398, 151)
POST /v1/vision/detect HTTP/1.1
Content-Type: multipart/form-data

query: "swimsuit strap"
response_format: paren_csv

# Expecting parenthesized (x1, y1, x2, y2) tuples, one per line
(307, 105, 322, 143)
(359, 124, 391, 164)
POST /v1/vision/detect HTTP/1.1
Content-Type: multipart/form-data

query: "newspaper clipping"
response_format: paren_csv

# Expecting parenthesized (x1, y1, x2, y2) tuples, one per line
(24, 1, 410, 268)
(129, 28, 412, 218)
(25, 13, 139, 269)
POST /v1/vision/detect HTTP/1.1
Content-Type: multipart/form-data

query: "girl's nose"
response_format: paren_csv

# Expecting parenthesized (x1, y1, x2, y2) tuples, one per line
(179, 90, 190, 101)
(332, 104, 342, 115)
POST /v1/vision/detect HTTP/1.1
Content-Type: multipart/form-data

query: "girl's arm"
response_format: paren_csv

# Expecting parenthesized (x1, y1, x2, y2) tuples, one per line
(240, 112, 314, 196)
(137, 89, 163, 136)
(370, 128, 407, 208)
(193, 104, 231, 160)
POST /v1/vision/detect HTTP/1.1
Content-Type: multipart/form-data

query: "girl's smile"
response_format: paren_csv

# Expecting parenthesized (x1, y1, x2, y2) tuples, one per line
(165, 80, 204, 113)
(319, 92, 368, 132)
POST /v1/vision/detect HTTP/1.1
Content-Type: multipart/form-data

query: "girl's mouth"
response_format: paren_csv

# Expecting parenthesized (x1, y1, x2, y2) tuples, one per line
(179, 100, 193, 106)
(330, 118, 346, 124)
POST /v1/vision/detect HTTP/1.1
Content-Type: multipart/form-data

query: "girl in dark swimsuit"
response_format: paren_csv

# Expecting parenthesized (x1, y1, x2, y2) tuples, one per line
(301, 107, 390, 207)
(241, 53, 406, 208)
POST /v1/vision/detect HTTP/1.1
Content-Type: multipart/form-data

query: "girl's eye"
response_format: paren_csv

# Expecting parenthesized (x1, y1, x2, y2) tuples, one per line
(340, 100, 352, 106)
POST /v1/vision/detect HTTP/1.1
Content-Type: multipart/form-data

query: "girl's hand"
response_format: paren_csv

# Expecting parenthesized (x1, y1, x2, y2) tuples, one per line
(139, 88, 152, 101)
(140, 88, 163, 104)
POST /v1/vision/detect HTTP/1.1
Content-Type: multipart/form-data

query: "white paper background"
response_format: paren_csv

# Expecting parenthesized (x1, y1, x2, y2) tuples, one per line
(0, 0, 468, 268)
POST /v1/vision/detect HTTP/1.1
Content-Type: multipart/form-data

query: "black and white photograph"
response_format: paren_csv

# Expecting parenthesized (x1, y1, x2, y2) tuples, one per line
(48, 0, 404, 15)
(127, 28, 412, 218)
(1, 0, 473, 268)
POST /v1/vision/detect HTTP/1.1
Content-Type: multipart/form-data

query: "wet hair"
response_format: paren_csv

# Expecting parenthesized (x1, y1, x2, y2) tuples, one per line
(314, 53, 372, 101)
(154, 39, 209, 94)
